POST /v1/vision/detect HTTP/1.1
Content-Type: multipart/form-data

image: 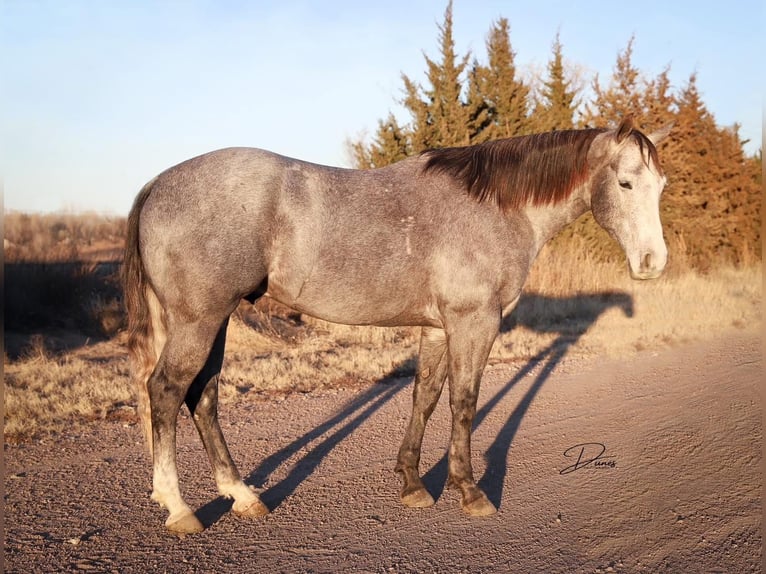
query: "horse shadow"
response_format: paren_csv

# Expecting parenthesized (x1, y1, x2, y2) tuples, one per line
(196, 290, 633, 526)
(195, 363, 413, 526)
(4, 260, 123, 358)
(422, 290, 633, 508)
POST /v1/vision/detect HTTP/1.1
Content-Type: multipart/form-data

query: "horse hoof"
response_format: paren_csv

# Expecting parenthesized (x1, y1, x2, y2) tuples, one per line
(401, 488, 435, 508)
(233, 498, 270, 519)
(166, 512, 205, 534)
(461, 493, 497, 517)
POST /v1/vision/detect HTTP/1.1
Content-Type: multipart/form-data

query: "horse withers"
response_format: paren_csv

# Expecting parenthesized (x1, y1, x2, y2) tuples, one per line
(123, 116, 671, 533)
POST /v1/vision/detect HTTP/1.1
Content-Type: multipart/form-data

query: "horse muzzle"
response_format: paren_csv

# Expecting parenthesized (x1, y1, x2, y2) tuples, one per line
(629, 248, 667, 280)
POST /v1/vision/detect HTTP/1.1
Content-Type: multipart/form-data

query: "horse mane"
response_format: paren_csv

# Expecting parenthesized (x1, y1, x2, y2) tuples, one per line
(421, 128, 658, 211)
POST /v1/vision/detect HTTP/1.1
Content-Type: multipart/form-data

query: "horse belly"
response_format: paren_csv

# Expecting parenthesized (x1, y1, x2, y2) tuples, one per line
(266, 266, 437, 328)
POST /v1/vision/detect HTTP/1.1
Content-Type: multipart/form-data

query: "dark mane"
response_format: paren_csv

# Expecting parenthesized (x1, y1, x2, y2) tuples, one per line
(421, 129, 606, 211)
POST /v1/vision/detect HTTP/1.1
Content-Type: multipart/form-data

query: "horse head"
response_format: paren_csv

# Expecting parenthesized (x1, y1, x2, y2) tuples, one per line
(590, 116, 672, 280)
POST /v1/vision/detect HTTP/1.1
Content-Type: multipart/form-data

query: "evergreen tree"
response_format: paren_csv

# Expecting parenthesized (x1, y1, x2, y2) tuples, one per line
(641, 66, 676, 130)
(469, 18, 530, 141)
(349, 113, 411, 169)
(404, 0, 471, 149)
(400, 73, 433, 153)
(533, 33, 579, 132)
(464, 61, 492, 143)
(666, 74, 761, 266)
(349, 0, 470, 167)
(582, 36, 643, 127)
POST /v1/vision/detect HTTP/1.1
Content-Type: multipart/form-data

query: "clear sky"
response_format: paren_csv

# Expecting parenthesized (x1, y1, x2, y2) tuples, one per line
(2, 0, 762, 215)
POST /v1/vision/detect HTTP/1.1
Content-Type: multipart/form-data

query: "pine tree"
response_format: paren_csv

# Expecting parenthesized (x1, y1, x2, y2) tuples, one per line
(349, 0, 470, 166)
(349, 113, 411, 169)
(667, 74, 761, 266)
(404, 0, 471, 149)
(469, 18, 530, 141)
(533, 33, 579, 132)
(582, 36, 643, 127)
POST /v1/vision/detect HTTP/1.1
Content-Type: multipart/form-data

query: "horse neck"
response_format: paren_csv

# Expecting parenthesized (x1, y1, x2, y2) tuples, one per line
(521, 185, 591, 254)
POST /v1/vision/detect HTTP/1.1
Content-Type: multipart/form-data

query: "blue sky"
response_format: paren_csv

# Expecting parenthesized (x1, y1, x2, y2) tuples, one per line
(2, 0, 762, 215)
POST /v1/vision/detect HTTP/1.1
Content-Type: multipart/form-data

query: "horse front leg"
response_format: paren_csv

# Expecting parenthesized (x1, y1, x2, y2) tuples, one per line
(396, 327, 449, 508)
(185, 319, 269, 520)
(445, 308, 500, 516)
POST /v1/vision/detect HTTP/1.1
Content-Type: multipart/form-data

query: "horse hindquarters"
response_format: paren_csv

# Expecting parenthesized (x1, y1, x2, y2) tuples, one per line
(124, 177, 270, 533)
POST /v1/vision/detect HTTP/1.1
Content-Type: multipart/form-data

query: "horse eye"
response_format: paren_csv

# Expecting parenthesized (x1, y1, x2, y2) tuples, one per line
(619, 180, 633, 190)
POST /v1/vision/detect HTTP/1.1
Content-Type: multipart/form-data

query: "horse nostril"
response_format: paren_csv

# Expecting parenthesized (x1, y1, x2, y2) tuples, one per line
(641, 252, 652, 271)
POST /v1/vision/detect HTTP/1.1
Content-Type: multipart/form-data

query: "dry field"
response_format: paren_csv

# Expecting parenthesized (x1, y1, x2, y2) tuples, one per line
(4, 214, 762, 443)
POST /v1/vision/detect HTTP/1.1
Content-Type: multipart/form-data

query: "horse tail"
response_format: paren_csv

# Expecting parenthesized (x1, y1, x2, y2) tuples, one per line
(122, 177, 165, 457)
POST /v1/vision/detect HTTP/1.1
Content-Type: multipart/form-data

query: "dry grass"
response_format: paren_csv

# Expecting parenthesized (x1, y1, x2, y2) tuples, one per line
(4, 211, 125, 261)
(219, 317, 417, 403)
(4, 217, 762, 442)
(4, 340, 134, 439)
(493, 243, 762, 361)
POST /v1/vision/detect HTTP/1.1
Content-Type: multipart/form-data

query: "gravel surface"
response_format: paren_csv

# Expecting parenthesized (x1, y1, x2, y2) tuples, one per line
(5, 333, 761, 573)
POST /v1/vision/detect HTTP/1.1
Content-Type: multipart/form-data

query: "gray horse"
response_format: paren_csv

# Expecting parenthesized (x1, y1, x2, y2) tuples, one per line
(123, 116, 671, 533)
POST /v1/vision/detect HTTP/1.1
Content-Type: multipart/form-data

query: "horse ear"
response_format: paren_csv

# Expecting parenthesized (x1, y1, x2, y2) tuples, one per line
(615, 114, 634, 143)
(647, 122, 674, 145)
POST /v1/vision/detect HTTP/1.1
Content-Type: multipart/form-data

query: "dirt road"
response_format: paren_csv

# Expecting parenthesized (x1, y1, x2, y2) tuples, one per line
(4, 333, 761, 573)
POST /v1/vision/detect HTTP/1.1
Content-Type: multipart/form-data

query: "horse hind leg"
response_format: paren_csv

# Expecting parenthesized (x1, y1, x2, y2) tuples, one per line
(148, 317, 227, 534)
(185, 318, 268, 519)
(395, 327, 449, 508)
